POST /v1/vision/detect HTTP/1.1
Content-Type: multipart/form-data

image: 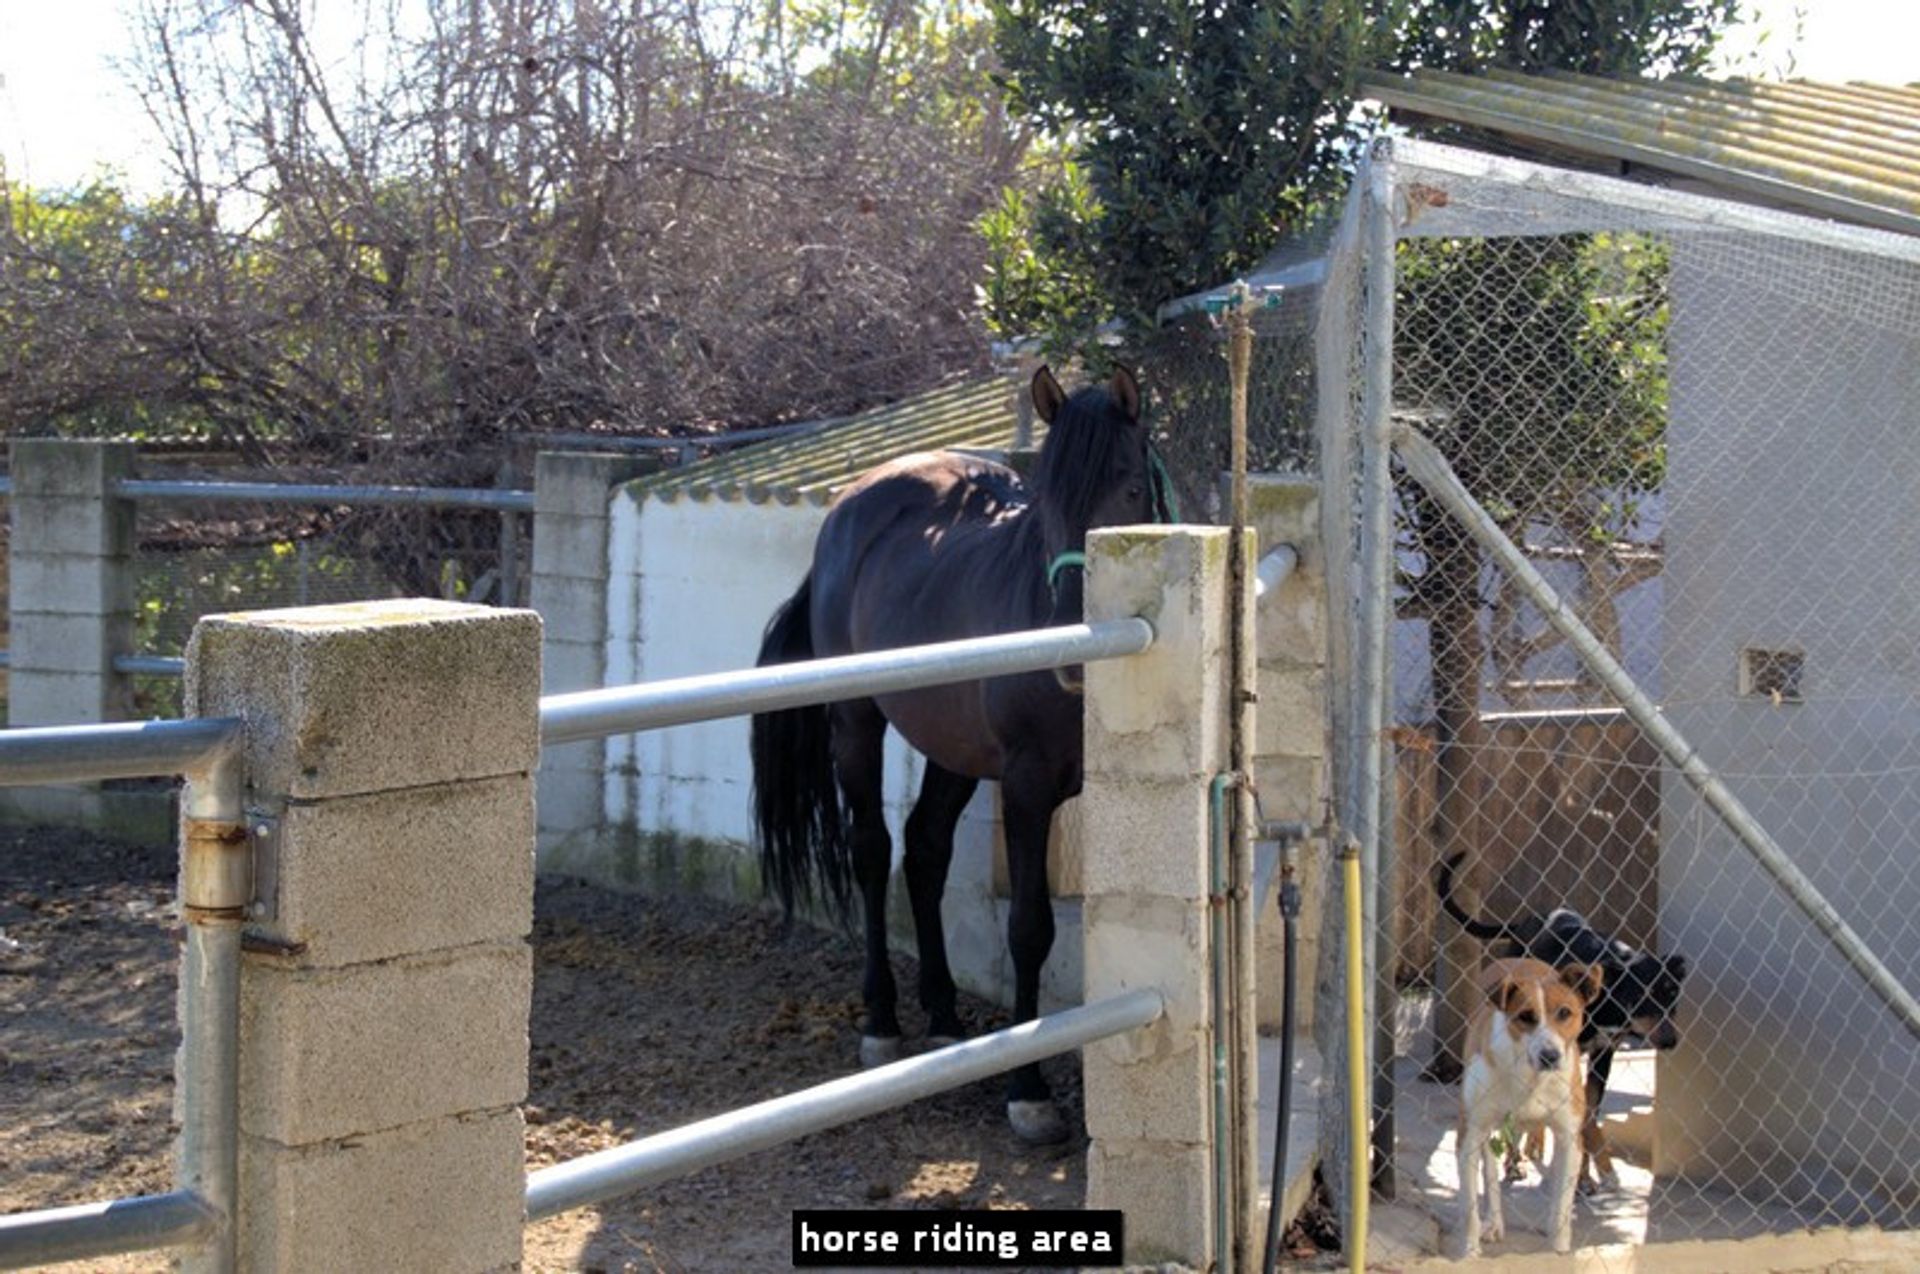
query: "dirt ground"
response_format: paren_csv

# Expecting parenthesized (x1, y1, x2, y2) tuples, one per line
(0, 822, 1088, 1273)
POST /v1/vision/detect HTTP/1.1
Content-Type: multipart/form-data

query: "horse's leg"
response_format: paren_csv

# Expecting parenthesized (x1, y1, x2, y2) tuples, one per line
(1001, 757, 1070, 1144)
(904, 761, 978, 1046)
(832, 700, 899, 1067)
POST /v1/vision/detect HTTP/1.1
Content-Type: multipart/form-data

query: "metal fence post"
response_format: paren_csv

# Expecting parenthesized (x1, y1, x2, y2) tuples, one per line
(184, 599, 541, 1271)
(1081, 525, 1241, 1269)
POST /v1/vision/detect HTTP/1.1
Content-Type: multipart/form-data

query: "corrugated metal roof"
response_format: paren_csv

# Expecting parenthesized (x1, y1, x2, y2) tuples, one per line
(1360, 69, 1920, 238)
(633, 376, 1025, 506)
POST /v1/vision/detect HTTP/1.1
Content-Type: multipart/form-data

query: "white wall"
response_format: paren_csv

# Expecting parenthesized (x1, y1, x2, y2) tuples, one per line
(597, 487, 1080, 1012)
(1655, 234, 1920, 1220)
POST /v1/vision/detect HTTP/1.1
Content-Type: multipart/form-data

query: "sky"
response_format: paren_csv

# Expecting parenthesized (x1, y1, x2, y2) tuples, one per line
(0, 0, 1916, 196)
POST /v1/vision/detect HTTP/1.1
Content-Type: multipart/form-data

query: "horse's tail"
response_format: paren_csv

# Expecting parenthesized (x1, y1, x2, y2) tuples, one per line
(750, 573, 850, 919)
(1436, 851, 1513, 941)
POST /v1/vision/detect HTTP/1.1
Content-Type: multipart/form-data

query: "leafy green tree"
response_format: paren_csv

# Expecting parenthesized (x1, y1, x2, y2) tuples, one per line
(989, 0, 1379, 337)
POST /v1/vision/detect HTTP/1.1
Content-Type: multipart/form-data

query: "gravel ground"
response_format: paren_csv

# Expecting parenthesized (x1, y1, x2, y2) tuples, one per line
(0, 822, 1088, 1272)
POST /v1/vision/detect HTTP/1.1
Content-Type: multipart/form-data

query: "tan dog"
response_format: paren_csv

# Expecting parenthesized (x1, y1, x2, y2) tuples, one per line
(1457, 958, 1602, 1257)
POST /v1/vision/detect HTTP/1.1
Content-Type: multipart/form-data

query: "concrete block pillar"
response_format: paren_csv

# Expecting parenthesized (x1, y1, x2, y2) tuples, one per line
(530, 450, 656, 860)
(1249, 477, 1328, 1031)
(1081, 526, 1236, 1269)
(6, 439, 136, 725)
(185, 599, 541, 1273)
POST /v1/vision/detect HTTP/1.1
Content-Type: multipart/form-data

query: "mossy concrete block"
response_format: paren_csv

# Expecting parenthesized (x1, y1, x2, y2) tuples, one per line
(239, 1108, 524, 1273)
(238, 940, 531, 1145)
(185, 600, 542, 801)
(263, 777, 535, 968)
(1085, 527, 1231, 780)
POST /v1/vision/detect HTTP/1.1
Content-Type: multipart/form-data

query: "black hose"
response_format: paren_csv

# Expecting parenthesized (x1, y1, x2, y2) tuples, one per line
(1261, 871, 1302, 1274)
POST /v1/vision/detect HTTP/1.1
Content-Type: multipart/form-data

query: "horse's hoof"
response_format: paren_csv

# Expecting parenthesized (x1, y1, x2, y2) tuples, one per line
(1007, 1100, 1070, 1145)
(860, 1035, 903, 1068)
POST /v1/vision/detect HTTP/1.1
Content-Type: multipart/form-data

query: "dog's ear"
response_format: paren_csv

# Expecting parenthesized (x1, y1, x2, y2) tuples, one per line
(1666, 954, 1689, 981)
(1031, 365, 1067, 425)
(1490, 977, 1520, 1013)
(1563, 963, 1604, 1004)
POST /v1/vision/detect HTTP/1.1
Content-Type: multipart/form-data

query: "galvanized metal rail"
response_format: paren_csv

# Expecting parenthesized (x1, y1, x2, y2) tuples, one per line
(116, 478, 532, 512)
(540, 617, 1155, 745)
(526, 989, 1164, 1221)
(0, 716, 245, 1274)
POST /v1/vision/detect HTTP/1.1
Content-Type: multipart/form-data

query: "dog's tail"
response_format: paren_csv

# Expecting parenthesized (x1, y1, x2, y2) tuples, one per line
(1436, 851, 1514, 941)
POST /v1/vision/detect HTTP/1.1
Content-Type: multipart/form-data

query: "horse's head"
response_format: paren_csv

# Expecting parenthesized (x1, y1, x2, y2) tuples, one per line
(1029, 365, 1172, 685)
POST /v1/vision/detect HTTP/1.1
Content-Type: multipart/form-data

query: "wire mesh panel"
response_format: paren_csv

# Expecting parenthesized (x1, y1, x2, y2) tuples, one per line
(1308, 138, 1920, 1261)
(129, 468, 529, 716)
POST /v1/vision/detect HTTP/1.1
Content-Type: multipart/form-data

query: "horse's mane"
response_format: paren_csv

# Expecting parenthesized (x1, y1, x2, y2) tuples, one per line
(1029, 384, 1137, 536)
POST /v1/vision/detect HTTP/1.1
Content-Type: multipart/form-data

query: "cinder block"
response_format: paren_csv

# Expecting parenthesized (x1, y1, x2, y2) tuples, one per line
(9, 494, 135, 558)
(9, 439, 134, 498)
(6, 669, 122, 726)
(1248, 476, 1319, 556)
(1254, 665, 1325, 759)
(11, 611, 130, 674)
(1086, 1139, 1213, 1267)
(539, 635, 604, 693)
(1252, 755, 1323, 825)
(530, 513, 612, 581)
(1075, 776, 1212, 900)
(1083, 1034, 1213, 1144)
(240, 1108, 523, 1273)
(186, 600, 542, 800)
(530, 576, 609, 647)
(1084, 528, 1233, 780)
(1256, 577, 1325, 667)
(533, 450, 656, 518)
(240, 941, 531, 1144)
(1082, 893, 1210, 1042)
(260, 778, 534, 968)
(8, 551, 135, 617)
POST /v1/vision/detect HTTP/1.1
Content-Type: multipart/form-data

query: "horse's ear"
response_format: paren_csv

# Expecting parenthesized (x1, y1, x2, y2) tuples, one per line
(1109, 364, 1141, 422)
(1031, 365, 1066, 424)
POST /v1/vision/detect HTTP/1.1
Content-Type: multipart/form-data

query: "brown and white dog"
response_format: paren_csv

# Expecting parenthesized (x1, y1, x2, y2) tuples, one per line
(1458, 957, 1602, 1257)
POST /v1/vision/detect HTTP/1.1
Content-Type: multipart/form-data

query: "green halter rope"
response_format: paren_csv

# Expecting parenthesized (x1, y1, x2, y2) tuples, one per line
(1046, 444, 1179, 596)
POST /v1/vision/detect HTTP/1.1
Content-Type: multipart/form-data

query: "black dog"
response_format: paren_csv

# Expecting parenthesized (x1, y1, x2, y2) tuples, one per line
(1438, 851, 1689, 1189)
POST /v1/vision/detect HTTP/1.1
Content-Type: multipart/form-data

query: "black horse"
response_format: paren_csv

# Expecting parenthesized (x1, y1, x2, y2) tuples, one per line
(749, 365, 1172, 1143)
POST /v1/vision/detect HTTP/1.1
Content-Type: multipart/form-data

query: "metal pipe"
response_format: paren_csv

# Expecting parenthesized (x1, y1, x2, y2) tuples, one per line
(0, 718, 242, 787)
(1393, 423, 1920, 1045)
(176, 759, 247, 1274)
(1355, 150, 1400, 1204)
(1254, 545, 1299, 600)
(539, 618, 1155, 746)
(117, 479, 534, 513)
(525, 989, 1164, 1221)
(115, 654, 187, 677)
(1209, 774, 1236, 1274)
(1342, 840, 1368, 1274)
(1261, 839, 1304, 1274)
(0, 1191, 217, 1270)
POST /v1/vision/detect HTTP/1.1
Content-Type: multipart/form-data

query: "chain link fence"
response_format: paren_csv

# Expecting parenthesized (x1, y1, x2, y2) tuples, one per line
(1303, 138, 1920, 1260)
